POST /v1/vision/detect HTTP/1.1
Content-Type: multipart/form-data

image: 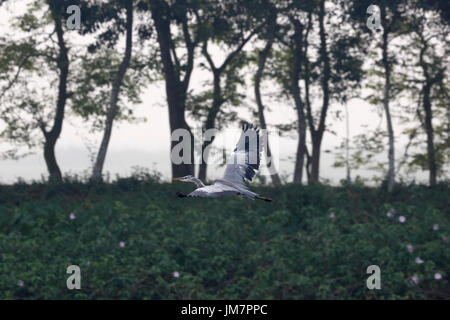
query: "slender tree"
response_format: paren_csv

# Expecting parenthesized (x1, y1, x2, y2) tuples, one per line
(254, 33, 282, 185)
(305, 0, 331, 184)
(0, 0, 71, 182)
(43, 1, 69, 182)
(347, 0, 410, 191)
(91, 0, 134, 182)
(193, 1, 263, 181)
(417, 32, 444, 186)
(266, 1, 313, 184)
(379, 5, 396, 191)
(148, 0, 200, 178)
(302, 1, 366, 184)
(397, 3, 449, 184)
(289, 16, 308, 184)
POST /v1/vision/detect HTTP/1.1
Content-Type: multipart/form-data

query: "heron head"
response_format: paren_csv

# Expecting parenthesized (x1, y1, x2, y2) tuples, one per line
(172, 175, 194, 183)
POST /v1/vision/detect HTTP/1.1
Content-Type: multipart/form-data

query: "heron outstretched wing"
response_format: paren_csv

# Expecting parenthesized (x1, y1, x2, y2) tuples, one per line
(222, 123, 263, 188)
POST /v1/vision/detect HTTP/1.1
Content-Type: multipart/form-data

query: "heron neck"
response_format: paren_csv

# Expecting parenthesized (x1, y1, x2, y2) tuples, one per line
(191, 177, 205, 188)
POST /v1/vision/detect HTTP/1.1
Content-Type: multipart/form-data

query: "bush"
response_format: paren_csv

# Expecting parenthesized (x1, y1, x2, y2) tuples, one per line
(0, 180, 448, 299)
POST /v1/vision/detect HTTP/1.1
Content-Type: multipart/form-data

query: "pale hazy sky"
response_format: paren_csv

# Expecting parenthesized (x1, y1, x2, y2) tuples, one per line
(0, 0, 429, 184)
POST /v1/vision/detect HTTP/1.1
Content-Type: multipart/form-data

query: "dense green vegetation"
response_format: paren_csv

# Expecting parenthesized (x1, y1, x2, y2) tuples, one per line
(0, 177, 448, 299)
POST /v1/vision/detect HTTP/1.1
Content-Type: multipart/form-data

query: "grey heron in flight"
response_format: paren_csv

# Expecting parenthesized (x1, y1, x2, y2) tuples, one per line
(173, 123, 273, 202)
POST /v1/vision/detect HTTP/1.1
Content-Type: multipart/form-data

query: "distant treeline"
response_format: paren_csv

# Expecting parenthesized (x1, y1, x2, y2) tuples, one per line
(0, 0, 448, 189)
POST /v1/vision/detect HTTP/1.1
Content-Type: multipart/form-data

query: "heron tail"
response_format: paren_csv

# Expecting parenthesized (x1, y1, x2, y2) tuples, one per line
(256, 195, 273, 202)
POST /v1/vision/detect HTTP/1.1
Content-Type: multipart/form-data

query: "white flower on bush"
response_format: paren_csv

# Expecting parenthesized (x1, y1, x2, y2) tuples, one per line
(69, 213, 76, 220)
(434, 273, 442, 280)
(406, 244, 414, 253)
(415, 257, 424, 264)
(398, 216, 406, 223)
(386, 209, 395, 217)
(173, 271, 180, 278)
(432, 224, 439, 231)
(17, 280, 24, 287)
(119, 241, 126, 248)
(329, 212, 335, 219)
(410, 275, 419, 285)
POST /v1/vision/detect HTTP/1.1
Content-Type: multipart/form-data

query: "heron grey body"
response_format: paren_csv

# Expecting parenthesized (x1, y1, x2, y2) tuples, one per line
(173, 123, 272, 202)
(187, 182, 240, 198)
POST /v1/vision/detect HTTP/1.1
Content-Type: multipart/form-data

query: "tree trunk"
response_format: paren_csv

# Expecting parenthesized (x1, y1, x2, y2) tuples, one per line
(304, 145, 312, 183)
(302, 14, 313, 185)
(92, 0, 134, 182)
(418, 36, 441, 187)
(381, 8, 395, 192)
(345, 103, 351, 182)
(150, 0, 194, 178)
(310, 135, 322, 183)
(290, 18, 307, 184)
(42, 2, 69, 183)
(422, 84, 437, 186)
(308, 0, 330, 184)
(43, 135, 62, 183)
(254, 36, 281, 186)
(198, 71, 222, 182)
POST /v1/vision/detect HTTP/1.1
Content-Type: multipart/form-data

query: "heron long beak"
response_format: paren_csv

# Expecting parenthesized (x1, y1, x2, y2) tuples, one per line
(172, 177, 182, 181)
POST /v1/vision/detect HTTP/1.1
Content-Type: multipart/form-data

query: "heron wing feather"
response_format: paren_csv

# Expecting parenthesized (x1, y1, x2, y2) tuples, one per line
(223, 123, 263, 186)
